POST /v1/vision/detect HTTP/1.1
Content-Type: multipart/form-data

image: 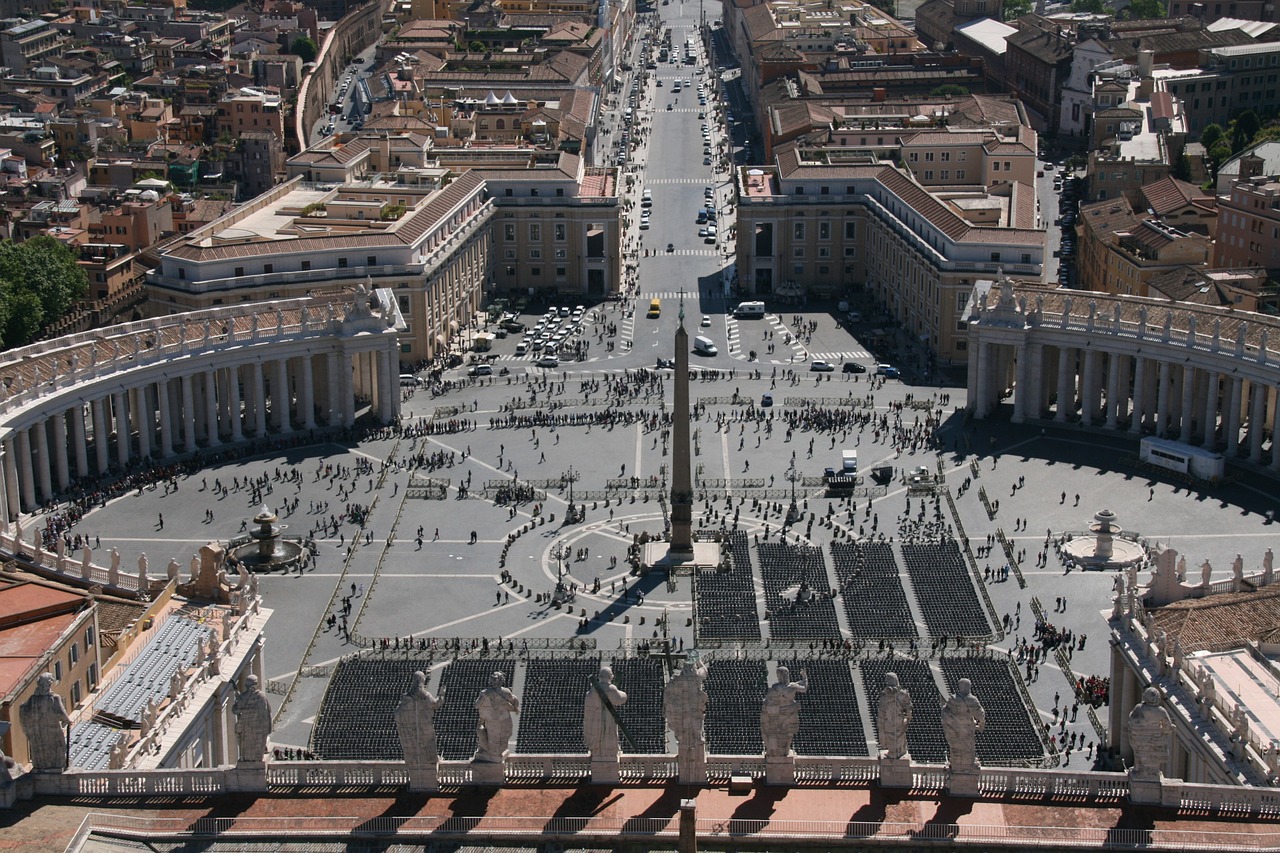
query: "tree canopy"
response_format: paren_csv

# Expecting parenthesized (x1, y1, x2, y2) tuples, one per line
(1123, 0, 1166, 18)
(0, 236, 88, 348)
(1070, 0, 1106, 13)
(289, 36, 318, 63)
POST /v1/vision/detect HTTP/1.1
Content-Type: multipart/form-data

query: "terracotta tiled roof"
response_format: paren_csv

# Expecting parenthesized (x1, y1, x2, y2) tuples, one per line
(1153, 585, 1280, 653)
(741, 3, 781, 43)
(1141, 175, 1212, 217)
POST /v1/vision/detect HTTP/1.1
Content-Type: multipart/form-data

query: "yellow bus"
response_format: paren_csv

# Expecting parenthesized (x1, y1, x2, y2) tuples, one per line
(647, 298, 661, 318)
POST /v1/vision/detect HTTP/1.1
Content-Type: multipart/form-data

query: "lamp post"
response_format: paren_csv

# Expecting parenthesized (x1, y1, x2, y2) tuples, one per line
(785, 451, 800, 526)
(565, 466, 581, 523)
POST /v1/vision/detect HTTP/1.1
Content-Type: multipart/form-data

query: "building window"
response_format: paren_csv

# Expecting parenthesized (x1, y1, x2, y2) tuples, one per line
(530, 224, 541, 241)
(794, 223, 805, 240)
(54, 660, 62, 682)
(556, 267, 567, 276)
(85, 626, 94, 648)
(794, 264, 804, 275)
(530, 188, 539, 197)
(555, 248, 567, 259)
(87, 662, 97, 689)
(819, 222, 830, 240)
(70, 680, 81, 706)
(556, 188, 565, 197)
(504, 249, 516, 259)
(505, 188, 514, 197)
(554, 224, 566, 241)
(530, 249, 542, 260)
(957, 170, 965, 180)
(795, 186, 805, 195)
(301, 260, 311, 270)
(234, 267, 244, 277)
(819, 247, 830, 258)
(1022, 253, 1032, 264)
(338, 258, 348, 268)
(990, 252, 1001, 262)
(505, 224, 516, 241)
(263, 263, 273, 274)
(531, 267, 541, 276)
(844, 222, 857, 239)
(69, 643, 78, 665)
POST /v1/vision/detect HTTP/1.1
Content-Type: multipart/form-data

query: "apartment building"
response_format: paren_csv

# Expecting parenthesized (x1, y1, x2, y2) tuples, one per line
(1077, 198, 1212, 298)
(899, 125, 1037, 190)
(1163, 42, 1280, 137)
(1215, 174, 1280, 273)
(734, 149, 1044, 365)
(0, 18, 69, 73)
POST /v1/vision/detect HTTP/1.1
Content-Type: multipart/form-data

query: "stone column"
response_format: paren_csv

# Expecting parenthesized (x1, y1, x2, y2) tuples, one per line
(133, 386, 151, 462)
(205, 371, 221, 448)
(274, 359, 292, 433)
(1026, 343, 1045, 419)
(4, 438, 21, 521)
(92, 399, 109, 474)
(113, 391, 130, 467)
(975, 342, 993, 419)
(339, 353, 355, 428)
(16, 428, 35, 512)
(33, 421, 52, 502)
(1080, 349, 1097, 425)
(1250, 382, 1267, 463)
(1155, 361, 1171, 437)
(1012, 344, 1028, 423)
(1055, 346, 1073, 422)
(71, 406, 88, 479)
(1203, 371, 1219, 450)
(1130, 356, 1147, 435)
(1227, 377, 1243, 455)
(1105, 352, 1121, 429)
(377, 349, 394, 423)
(156, 380, 174, 458)
(52, 412, 69, 491)
(326, 351, 341, 426)
(966, 340, 980, 410)
(1270, 390, 1280, 473)
(1180, 365, 1196, 443)
(252, 363, 268, 438)
(229, 363, 243, 440)
(299, 356, 316, 430)
(182, 373, 198, 452)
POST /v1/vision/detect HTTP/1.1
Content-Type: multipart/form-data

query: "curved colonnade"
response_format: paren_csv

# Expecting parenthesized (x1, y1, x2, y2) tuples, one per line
(0, 289, 405, 568)
(967, 278, 1280, 473)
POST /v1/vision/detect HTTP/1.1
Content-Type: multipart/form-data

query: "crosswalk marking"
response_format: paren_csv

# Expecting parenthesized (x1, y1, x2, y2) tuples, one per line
(644, 178, 724, 185)
(642, 248, 718, 256)
(808, 351, 872, 361)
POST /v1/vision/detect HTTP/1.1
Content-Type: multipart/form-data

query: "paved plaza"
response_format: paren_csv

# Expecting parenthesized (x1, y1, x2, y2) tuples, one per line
(56, 300, 1280, 765)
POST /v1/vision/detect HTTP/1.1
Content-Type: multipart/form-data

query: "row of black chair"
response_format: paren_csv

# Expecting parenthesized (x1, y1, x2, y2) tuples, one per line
(830, 541, 917, 639)
(757, 541, 841, 639)
(695, 532, 762, 641)
(900, 540, 991, 638)
(940, 657, 1045, 766)
(311, 658, 433, 760)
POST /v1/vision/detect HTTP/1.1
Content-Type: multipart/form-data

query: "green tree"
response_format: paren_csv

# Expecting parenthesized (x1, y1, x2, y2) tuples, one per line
(930, 84, 970, 98)
(1232, 110, 1262, 153)
(0, 236, 88, 348)
(1124, 0, 1166, 17)
(1070, 0, 1106, 12)
(289, 36, 318, 63)
(1002, 0, 1032, 19)
(1200, 123, 1225, 152)
(1172, 151, 1192, 181)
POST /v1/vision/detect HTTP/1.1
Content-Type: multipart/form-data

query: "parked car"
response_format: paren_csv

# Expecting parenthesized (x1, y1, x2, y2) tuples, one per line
(810, 361, 835, 372)
(536, 355, 560, 368)
(842, 362, 866, 374)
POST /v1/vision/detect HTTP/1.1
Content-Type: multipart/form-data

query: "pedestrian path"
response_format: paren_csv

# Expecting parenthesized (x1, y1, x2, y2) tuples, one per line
(644, 248, 719, 256)
(807, 350, 872, 361)
(643, 290, 729, 301)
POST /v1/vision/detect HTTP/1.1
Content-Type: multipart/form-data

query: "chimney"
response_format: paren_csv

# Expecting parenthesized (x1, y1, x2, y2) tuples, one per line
(872, 87, 886, 101)
(1138, 49, 1154, 78)
(1240, 153, 1264, 181)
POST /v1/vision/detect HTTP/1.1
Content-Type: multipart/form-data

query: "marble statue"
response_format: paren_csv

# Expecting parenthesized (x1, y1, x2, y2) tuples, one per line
(169, 668, 184, 700)
(473, 671, 518, 764)
(19, 673, 70, 772)
(80, 546, 92, 579)
(190, 554, 200, 582)
(395, 671, 443, 771)
(167, 558, 180, 582)
(137, 552, 148, 583)
(232, 675, 272, 764)
(664, 658, 709, 753)
(109, 548, 120, 586)
(1234, 554, 1245, 587)
(31, 528, 41, 561)
(1266, 549, 1275, 586)
(108, 733, 129, 770)
(583, 665, 629, 759)
(0, 742, 15, 783)
(1128, 687, 1172, 779)
(941, 678, 986, 772)
(760, 666, 808, 759)
(1201, 559, 1213, 587)
(877, 672, 913, 760)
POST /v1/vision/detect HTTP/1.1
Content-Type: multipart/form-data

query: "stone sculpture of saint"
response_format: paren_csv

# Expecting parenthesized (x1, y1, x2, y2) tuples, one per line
(1128, 687, 1172, 779)
(473, 671, 518, 764)
(877, 672, 913, 761)
(232, 675, 272, 764)
(395, 671, 443, 770)
(583, 665, 629, 759)
(19, 673, 70, 772)
(663, 659, 709, 752)
(760, 666, 808, 759)
(941, 678, 986, 772)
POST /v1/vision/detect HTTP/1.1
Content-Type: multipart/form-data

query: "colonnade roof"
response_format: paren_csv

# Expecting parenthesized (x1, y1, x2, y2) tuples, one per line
(994, 281, 1280, 358)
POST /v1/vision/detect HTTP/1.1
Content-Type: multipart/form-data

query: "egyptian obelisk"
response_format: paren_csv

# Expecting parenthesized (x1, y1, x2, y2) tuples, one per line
(670, 293, 694, 555)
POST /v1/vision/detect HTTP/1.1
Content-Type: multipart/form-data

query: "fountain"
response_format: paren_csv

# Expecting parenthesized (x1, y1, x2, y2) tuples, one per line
(230, 505, 305, 572)
(1061, 507, 1146, 570)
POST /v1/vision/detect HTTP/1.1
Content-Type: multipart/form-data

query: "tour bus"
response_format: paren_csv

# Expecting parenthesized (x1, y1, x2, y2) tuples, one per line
(648, 298, 661, 318)
(734, 301, 766, 319)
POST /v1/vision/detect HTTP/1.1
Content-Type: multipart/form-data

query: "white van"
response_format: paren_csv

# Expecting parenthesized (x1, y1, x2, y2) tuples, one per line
(693, 335, 718, 355)
(642, 188, 653, 207)
(515, 342, 528, 356)
(399, 374, 421, 387)
(841, 449, 858, 474)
